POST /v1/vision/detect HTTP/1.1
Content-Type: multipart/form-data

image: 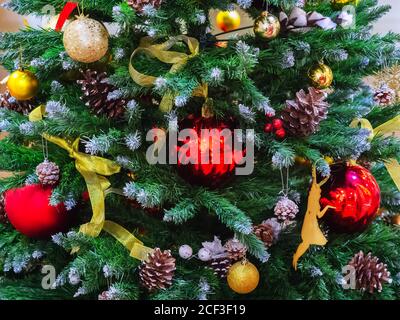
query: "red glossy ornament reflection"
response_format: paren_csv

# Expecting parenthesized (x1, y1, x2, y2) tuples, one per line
(175, 114, 244, 188)
(320, 163, 381, 233)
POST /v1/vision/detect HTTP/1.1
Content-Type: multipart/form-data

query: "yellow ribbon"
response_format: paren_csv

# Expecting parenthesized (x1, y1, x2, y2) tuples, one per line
(103, 221, 153, 261)
(129, 35, 200, 112)
(350, 115, 400, 190)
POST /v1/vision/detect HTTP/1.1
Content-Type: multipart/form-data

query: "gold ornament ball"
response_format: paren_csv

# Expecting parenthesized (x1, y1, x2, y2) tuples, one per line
(308, 63, 334, 89)
(7, 69, 39, 101)
(63, 16, 109, 63)
(227, 260, 260, 294)
(216, 10, 241, 32)
(254, 11, 280, 40)
(331, 0, 360, 10)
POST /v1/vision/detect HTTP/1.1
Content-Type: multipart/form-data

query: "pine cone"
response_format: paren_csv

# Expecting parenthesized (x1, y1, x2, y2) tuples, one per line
(274, 196, 299, 222)
(127, 0, 162, 12)
(254, 223, 275, 248)
(373, 84, 395, 106)
(0, 91, 36, 115)
(209, 256, 232, 278)
(0, 194, 7, 224)
(348, 251, 392, 294)
(224, 238, 247, 261)
(139, 248, 176, 292)
(36, 160, 60, 186)
(77, 69, 126, 119)
(281, 87, 329, 137)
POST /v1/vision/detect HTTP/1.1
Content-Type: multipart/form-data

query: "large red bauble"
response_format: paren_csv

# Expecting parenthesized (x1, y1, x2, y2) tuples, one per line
(175, 114, 245, 188)
(4, 184, 70, 239)
(320, 163, 381, 233)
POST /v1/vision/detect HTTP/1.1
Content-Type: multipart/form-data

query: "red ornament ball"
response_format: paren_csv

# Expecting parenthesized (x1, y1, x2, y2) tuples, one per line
(272, 119, 283, 130)
(4, 184, 70, 239)
(175, 114, 245, 188)
(320, 163, 381, 233)
(275, 128, 286, 139)
(264, 123, 273, 133)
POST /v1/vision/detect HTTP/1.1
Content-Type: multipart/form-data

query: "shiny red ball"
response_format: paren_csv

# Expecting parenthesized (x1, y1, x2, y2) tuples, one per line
(272, 119, 283, 130)
(176, 114, 245, 188)
(275, 128, 286, 139)
(320, 163, 381, 233)
(264, 123, 273, 133)
(5, 184, 70, 239)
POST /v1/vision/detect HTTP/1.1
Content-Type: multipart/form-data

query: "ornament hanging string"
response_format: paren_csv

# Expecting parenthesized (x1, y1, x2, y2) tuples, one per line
(129, 35, 201, 112)
(350, 116, 400, 191)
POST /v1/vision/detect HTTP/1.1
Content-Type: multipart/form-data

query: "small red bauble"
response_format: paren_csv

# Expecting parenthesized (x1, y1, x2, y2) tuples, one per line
(320, 163, 381, 233)
(4, 184, 70, 239)
(175, 114, 245, 188)
(272, 119, 283, 130)
(264, 123, 273, 133)
(275, 128, 286, 139)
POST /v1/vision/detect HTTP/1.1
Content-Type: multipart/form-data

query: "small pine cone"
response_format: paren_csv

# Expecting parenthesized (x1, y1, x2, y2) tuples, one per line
(77, 69, 127, 119)
(224, 238, 247, 261)
(0, 194, 8, 224)
(209, 256, 232, 278)
(348, 251, 392, 293)
(0, 91, 36, 115)
(274, 196, 299, 222)
(254, 223, 275, 247)
(373, 84, 395, 107)
(281, 87, 330, 137)
(35, 160, 60, 186)
(139, 248, 176, 292)
(127, 0, 162, 12)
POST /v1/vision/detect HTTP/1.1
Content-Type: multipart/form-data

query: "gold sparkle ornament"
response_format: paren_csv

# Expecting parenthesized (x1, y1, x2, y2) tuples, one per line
(227, 259, 260, 294)
(63, 16, 109, 63)
(308, 62, 333, 89)
(254, 11, 280, 40)
(7, 70, 39, 101)
(216, 10, 241, 32)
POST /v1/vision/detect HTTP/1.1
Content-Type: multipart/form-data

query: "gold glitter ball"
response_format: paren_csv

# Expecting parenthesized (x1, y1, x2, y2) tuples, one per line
(63, 16, 109, 63)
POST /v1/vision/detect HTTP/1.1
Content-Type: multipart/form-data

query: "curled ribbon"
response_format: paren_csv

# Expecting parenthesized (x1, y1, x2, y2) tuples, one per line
(129, 35, 200, 112)
(350, 115, 400, 191)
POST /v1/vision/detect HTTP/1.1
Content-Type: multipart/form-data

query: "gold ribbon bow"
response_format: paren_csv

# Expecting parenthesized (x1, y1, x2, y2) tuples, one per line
(350, 115, 400, 191)
(129, 35, 200, 112)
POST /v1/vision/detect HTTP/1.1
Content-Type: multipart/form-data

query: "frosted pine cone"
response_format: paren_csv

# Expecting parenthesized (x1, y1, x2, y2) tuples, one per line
(274, 196, 299, 222)
(281, 87, 330, 137)
(224, 238, 247, 261)
(0, 91, 36, 115)
(36, 160, 60, 186)
(209, 256, 232, 278)
(254, 218, 282, 247)
(127, 0, 162, 12)
(373, 84, 395, 106)
(139, 248, 176, 292)
(348, 251, 392, 293)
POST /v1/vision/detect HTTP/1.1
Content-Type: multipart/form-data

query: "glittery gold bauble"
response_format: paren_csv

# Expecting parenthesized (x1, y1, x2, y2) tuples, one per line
(253, 11, 280, 40)
(308, 63, 333, 89)
(216, 10, 241, 32)
(227, 259, 259, 294)
(63, 16, 109, 63)
(331, 0, 360, 10)
(392, 214, 400, 226)
(7, 70, 39, 101)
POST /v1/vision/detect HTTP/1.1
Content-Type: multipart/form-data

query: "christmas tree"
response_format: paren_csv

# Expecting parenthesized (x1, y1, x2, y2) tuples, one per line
(0, 0, 399, 300)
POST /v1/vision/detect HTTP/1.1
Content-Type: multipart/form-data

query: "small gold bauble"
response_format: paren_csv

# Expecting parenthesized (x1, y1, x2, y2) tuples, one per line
(308, 63, 333, 89)
(253, 11, 280, 40)
(331, 0, 360, 10)
(227, 259, 260, 294)
(392, 214, 400, 226)
(216, 10, 241, 32)
(7, 70, 39, 101)
(63, 16, 109, 63)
